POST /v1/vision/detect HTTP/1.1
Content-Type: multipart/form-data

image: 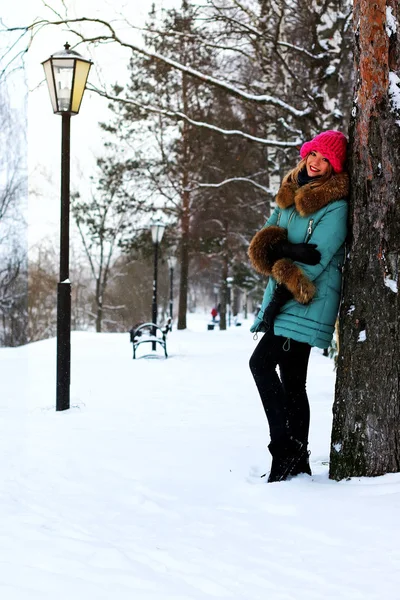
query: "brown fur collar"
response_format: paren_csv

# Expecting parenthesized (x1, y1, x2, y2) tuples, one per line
(276, 172, 349, 217)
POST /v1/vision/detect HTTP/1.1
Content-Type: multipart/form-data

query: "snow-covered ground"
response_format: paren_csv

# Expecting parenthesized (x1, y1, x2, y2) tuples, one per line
(1, 314, 399, 599)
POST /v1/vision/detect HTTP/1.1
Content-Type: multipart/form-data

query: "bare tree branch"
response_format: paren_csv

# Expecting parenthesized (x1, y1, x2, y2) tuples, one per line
(88, 84, 302, 147)
(5, 17, 312, 117)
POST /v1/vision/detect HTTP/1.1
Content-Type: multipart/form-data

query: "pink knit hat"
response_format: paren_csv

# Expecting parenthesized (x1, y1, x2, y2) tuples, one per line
(300, 130, 347, 173)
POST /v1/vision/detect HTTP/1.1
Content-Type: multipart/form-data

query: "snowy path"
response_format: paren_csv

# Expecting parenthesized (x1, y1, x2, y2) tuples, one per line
(1, 316, 399, 599)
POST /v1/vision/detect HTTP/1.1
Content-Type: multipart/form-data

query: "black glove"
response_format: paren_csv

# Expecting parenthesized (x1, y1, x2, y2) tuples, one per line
(262, 285, 293, 332)
(270, 241, 321, 265)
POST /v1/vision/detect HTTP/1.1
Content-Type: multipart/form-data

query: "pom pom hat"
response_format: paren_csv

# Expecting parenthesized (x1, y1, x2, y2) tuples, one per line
(300, 130, 347, 173)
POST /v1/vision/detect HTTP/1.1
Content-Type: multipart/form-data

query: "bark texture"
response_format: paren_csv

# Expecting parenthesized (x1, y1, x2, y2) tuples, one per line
(330, 0, 400, 479)
(177, 71, 190, 331)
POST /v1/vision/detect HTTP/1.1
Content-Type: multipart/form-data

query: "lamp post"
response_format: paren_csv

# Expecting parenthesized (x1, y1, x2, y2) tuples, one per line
(167, 256, 177, 328)
(151, 221, 165, 350)
(226, 276, 234, 327)
(42, 43, 92, 411)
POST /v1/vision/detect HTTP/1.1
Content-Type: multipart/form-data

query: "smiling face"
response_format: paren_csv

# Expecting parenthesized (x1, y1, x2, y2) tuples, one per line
(306, 150, 330, 177)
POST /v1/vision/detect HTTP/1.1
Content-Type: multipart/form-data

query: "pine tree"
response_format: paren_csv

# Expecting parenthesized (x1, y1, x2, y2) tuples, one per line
(102, 1, 220, 329)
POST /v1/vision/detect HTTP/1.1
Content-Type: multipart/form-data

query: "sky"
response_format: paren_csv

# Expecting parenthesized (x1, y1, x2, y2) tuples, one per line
(2, 0, 183, 248)
(1, 312, 399, 598)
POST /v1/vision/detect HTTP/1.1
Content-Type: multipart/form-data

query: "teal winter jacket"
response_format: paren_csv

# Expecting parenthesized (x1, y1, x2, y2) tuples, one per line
(248, 172, 349, 349)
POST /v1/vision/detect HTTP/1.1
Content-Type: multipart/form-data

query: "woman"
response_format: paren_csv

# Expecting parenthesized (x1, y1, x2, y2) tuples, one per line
(248, 130, 349, 483)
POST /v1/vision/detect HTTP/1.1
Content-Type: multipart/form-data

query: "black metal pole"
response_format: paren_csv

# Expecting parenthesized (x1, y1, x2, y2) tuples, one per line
(56, 114, 71, 411)
(169, 266, 174, 329)
(151, 241, 159, 350)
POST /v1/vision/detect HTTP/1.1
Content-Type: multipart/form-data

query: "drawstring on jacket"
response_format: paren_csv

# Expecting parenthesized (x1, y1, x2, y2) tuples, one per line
(253, 332, 292, 351)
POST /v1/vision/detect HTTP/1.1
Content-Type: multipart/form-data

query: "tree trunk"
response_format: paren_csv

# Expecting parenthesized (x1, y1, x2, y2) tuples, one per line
(95, 277, 103, 333)
(330, 0, 400, 479)
(177, 71, 190, 331)
(96, 306, 103, 333)
(219, 255, 228, 331)
(177, 200, 189, 329)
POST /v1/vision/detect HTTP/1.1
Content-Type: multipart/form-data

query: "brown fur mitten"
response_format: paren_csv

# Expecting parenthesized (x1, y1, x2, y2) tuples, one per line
(248, 226, 287, 276)
(271, 258, 316, 304)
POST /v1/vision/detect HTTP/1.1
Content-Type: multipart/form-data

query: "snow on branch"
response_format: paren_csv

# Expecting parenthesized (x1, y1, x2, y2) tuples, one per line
(7, 17, 312, 118)
(186, 177, 277, 195)
(88, 84, 302, 147)
(277, 41, 329, 61)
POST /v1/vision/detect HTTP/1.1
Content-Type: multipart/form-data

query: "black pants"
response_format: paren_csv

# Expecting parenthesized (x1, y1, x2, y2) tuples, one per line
(249, 332, 312, 445)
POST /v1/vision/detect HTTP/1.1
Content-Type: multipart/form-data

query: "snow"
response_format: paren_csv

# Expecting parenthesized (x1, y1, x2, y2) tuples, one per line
(277, 41, 327, 61)
(388, 71, 400, 120)
(384, 276, 398, 293)
(85, 30, 312, 118)
(358, 330, 366, 342)
(193, 178, 275, 195)
(1, 313, 400, 598)
(90, 85, 301, 148)
(386, 6, 397, 37)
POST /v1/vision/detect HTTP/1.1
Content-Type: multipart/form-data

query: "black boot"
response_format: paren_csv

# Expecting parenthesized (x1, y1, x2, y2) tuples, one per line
(267, 437, 305, 483)
(290, 449, 312, 477)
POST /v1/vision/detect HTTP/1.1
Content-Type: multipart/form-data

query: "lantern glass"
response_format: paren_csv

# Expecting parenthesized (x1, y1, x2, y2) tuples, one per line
(71, 59, 92, 113)
(53, 57, 74, 112)
(42, 58, 58, 113)
(151, 222, 165, 244)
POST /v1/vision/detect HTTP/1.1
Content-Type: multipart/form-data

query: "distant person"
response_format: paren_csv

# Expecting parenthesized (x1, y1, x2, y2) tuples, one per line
(248, 130, 349, 482)
(211, 307, 218, 322)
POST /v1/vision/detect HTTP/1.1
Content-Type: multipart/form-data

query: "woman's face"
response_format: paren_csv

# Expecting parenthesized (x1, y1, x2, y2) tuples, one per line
(306, 150, 330, 177)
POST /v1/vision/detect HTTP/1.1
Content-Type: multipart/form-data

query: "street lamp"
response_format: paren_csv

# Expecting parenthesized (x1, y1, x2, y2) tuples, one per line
(151, 221, 166, 350)
(226, 276, 234, 327)
(42, 43, 93, 411)
(167, 255, 177, 328)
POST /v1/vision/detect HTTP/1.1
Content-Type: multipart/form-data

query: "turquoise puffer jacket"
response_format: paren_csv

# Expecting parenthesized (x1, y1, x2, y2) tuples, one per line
(249, 173, 349, 349)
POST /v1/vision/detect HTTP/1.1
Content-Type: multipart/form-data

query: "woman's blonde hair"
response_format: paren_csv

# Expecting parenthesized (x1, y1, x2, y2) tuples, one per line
(283, 155, 333, 188)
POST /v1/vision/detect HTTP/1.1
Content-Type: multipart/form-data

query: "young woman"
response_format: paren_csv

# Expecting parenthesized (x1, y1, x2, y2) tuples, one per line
(248, 130, 349, 483)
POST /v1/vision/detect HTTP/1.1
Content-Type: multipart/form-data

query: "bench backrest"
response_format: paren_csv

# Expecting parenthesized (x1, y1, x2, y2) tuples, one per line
(130, 318, 171, 343)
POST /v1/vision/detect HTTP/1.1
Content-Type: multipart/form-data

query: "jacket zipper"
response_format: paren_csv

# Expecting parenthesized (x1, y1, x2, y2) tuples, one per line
(277, 211, 281, 226)
(288, 209, 296, 226)
(304, 219, 314, 243)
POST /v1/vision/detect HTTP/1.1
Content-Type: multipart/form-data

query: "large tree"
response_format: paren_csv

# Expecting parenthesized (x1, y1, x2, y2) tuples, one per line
(330, 0, 400, 479)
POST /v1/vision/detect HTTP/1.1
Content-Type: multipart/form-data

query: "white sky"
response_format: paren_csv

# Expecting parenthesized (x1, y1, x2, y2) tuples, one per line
(3, 0, 182, 248)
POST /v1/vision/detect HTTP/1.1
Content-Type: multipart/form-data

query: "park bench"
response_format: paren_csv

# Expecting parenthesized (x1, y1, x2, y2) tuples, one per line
(129, 317, 172, 359)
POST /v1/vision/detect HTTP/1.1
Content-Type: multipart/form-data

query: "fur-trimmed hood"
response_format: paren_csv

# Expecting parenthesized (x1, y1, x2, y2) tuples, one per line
(276, 172, 349, 217)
